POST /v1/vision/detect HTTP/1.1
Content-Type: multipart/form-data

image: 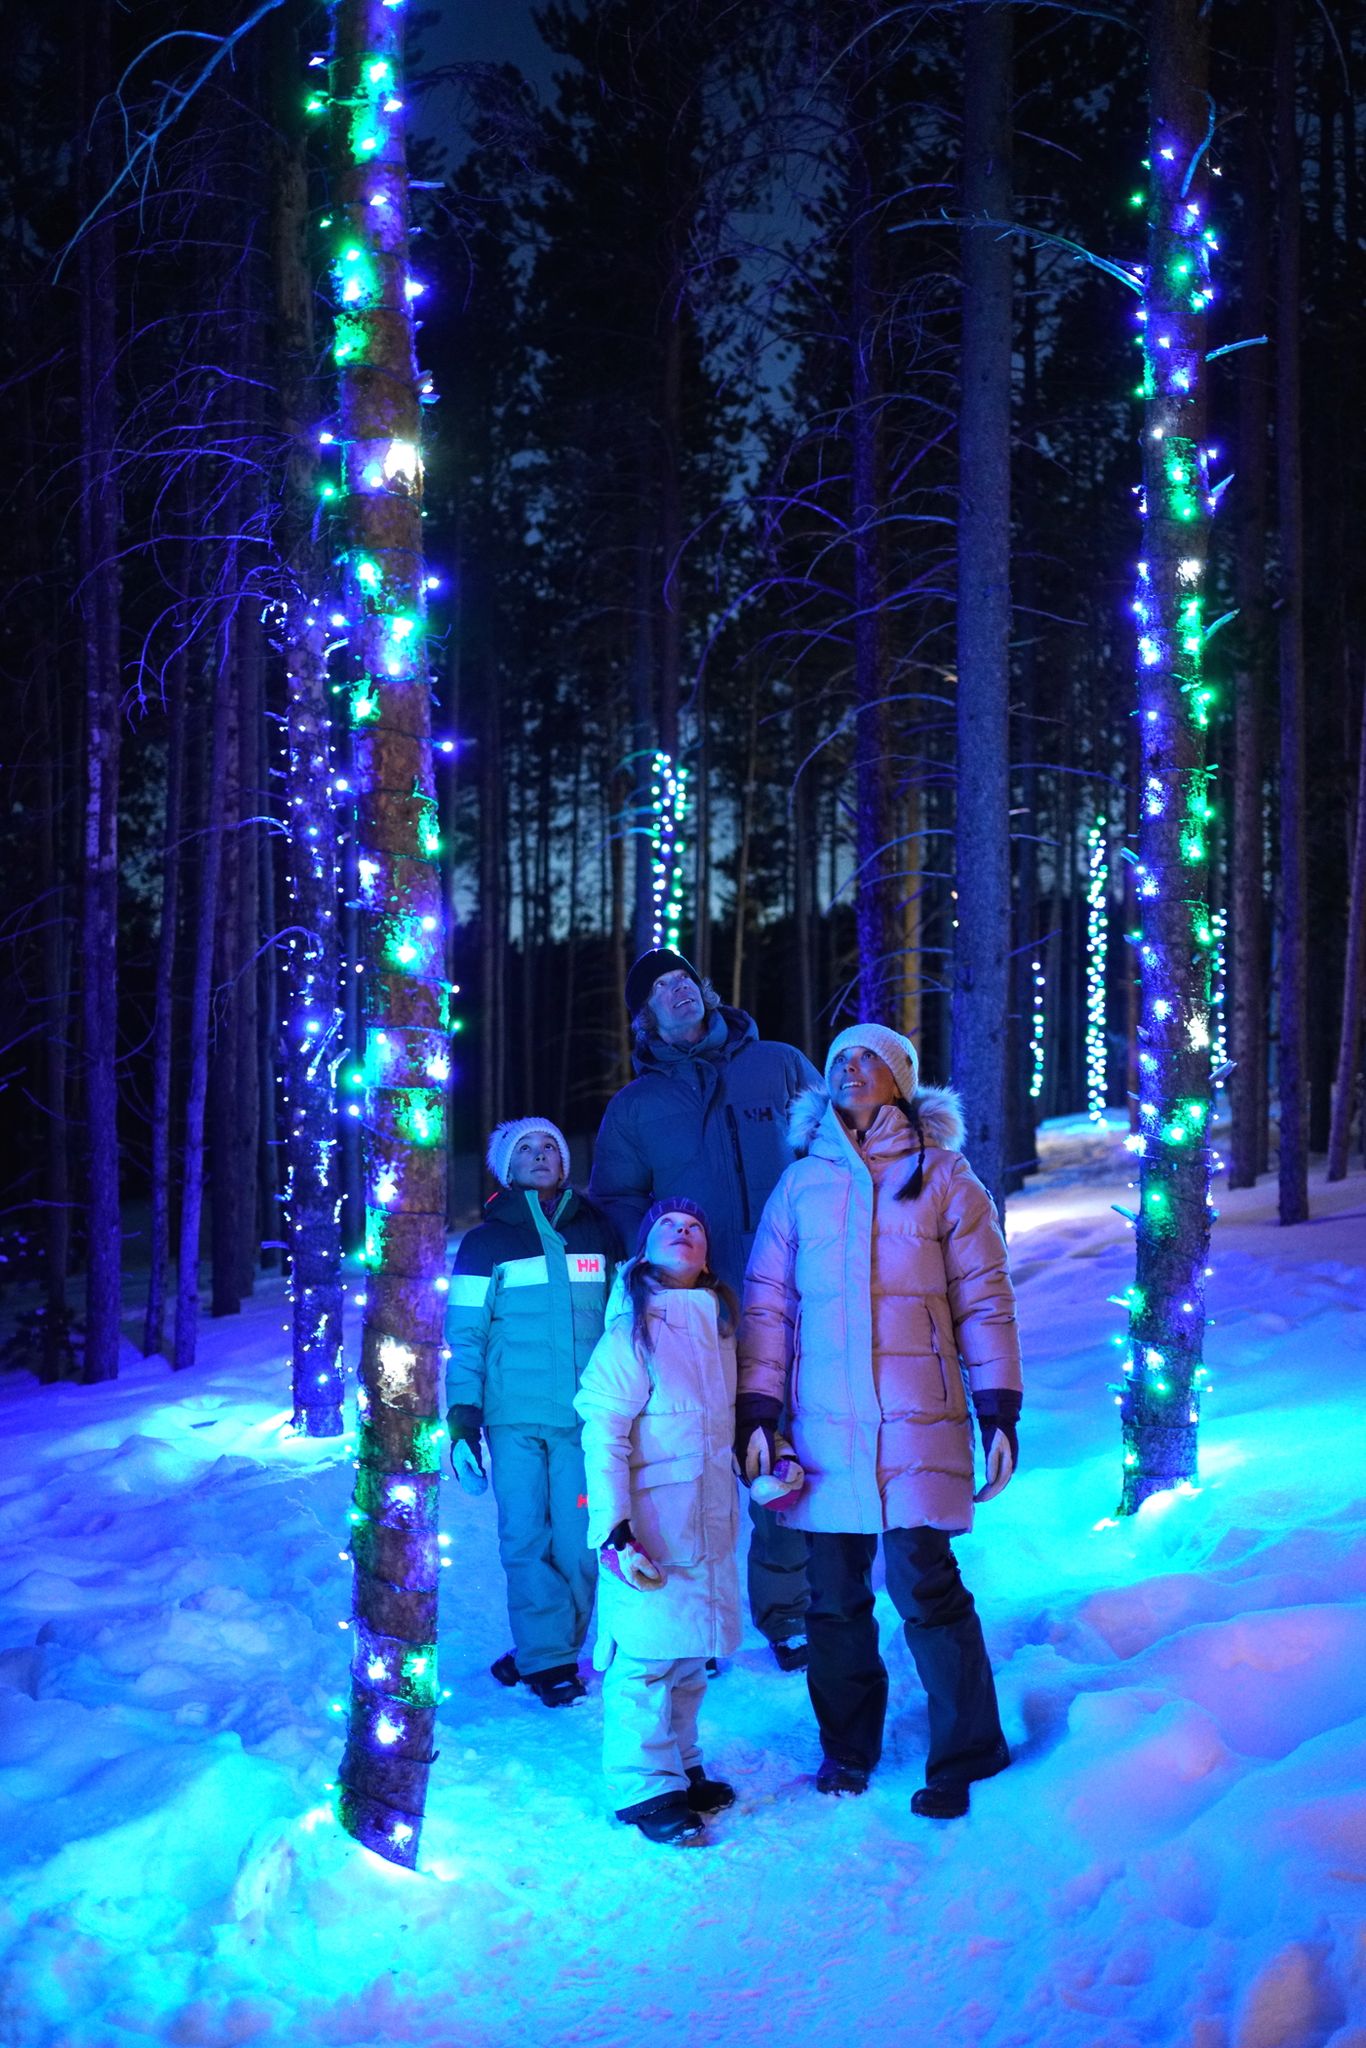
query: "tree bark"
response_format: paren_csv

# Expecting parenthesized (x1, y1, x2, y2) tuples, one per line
(1120, 0, 1215, 1513)
(849, 50, 896, 1023)
(953, 0, 1013, 1215)
(331, 0, 444, 1869)
(77, 0, 123, 1384)
(174, 632, 231, 1374)
(270, 5, 345, 1433)
(210, 610, 244, 1319)
(1228, 35, 1272, 1190)
(1326, 675, 1366, 1179)
(143, 561, 190, 1358)
(1274, 0, 1309, 1224)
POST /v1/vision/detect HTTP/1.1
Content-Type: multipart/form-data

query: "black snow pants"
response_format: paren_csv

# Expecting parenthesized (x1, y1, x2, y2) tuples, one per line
(804, 1527, 1009, 1788)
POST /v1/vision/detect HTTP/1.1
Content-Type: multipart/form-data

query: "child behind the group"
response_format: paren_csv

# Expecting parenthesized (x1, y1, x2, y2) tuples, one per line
(574, 1197, 743, 1846)
(445, 1117, 620, 1709)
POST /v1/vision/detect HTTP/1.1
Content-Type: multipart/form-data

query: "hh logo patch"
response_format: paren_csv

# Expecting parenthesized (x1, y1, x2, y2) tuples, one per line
(573, 1256, 603, 1275)
(742, 1106, 775, 1123)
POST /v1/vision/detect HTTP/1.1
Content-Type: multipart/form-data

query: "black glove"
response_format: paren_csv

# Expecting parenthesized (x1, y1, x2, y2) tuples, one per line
(447, 1403, 487, 1494)
(734, 1392, 782, 1481)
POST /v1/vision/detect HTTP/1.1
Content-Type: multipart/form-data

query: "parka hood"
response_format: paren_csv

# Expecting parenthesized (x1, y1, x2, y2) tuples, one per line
(786, 1083, 966, 1158)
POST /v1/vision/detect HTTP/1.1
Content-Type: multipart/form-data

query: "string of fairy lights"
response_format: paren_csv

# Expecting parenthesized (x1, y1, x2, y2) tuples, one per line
(649, 749, 688, 950)
(1085, 820, 1110, 1122)
(1110, 121, 1222, 1503)
(303, 0, 459, 1867)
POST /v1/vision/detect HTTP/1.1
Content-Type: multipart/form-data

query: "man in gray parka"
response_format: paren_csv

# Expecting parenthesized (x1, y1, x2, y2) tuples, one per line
(589, 948, 820, 1669)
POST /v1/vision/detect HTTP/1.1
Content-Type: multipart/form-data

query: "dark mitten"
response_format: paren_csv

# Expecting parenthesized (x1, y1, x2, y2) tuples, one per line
(733, 1392, 782, 1477)
(447, 1403, 487, 1494)
(973, 1390, 1021, 1503)
(974, 1390, 1021, 1467)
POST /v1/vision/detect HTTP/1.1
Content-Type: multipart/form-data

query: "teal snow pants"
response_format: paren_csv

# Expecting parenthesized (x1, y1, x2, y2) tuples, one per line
(486, 1423, 597, 1677)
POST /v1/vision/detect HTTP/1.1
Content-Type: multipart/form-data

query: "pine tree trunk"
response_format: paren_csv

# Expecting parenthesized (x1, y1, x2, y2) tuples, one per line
(78, 0, 123, 1384)
(1120, 0, 1216, 1513)
(22, 376, 74, 1378)
(235, 603, 264, 1300)
(174, 636, 232, 1374)
(693, 674, 712, 985)
(630, 452, 658, 959)
(210, 615, 244, 1320)
(143, 572, 189, 1357)
(1274, 0, 1309, 1224)
(730, 690, 759, 1009)
(953, 0, 1013, 1214)
(330, 0, 445, 1869)
(1326, 677, 1366, 1178)
(270, 8, 344, 1433)
(1228, 39, 1272, 1190)
(477, 645, 505, 1136)
(849, 73, 895, 1023)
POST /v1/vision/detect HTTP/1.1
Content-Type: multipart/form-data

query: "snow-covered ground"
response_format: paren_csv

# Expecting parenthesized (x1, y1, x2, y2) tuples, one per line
(2, 1137, 1364, 2048)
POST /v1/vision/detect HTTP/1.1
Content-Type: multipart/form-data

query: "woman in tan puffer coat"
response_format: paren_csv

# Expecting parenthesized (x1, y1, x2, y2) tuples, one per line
(736, 1023, 1023, 1819)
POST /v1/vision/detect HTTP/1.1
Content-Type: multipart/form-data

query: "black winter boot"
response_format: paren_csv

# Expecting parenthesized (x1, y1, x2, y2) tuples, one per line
(526, 1664, 586, 1708)
(617, 1791, 706, 1845)
(815, 1757, 870, 1797)
(685, 1766, 736, 1815)
(911, 1783, 969, 1819)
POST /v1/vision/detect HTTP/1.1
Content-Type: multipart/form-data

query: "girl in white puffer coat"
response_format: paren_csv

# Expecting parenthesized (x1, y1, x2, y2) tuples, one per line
(574, 1197, 743, 1847)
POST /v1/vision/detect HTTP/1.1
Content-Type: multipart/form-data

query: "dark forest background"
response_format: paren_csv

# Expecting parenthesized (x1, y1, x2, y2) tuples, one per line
(1, 0, 1362, 1376)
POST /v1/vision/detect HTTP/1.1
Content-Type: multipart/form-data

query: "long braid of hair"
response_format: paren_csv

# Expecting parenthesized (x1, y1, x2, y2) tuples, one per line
(892, 1095, 926, 1200)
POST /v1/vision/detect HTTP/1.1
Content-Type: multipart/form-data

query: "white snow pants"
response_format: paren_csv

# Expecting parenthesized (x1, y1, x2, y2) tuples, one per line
(601, 1653, 707, 1813)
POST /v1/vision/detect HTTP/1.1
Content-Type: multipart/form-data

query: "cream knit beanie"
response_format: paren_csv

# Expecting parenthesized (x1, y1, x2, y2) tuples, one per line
(823, 1023, 919, 1102)
(486, 1118, 572, 1190)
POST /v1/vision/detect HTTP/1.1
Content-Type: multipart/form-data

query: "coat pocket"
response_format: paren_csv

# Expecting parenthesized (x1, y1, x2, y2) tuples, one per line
(926, 1298, 967, 1419)
(630, 1450, 705, 1568)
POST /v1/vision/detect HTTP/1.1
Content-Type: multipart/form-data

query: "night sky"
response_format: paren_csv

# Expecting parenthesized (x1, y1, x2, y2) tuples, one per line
(415, 0, 561, 152)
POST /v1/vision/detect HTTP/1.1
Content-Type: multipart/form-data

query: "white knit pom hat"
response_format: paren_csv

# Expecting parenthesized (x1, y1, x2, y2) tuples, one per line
(486, 1117, 572, 1190)
(823, 1024, 919, 1102)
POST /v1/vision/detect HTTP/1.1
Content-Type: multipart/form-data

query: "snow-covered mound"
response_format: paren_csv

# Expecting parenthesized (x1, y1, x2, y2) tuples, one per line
(0, 1160, 1363, 2047)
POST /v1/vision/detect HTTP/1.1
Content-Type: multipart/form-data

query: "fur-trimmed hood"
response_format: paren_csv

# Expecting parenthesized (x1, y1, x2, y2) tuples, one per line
(786, 1083, 965, 1158)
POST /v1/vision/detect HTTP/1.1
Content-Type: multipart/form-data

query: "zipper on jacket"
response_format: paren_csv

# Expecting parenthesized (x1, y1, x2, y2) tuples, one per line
(724, 1106, 752, 1231)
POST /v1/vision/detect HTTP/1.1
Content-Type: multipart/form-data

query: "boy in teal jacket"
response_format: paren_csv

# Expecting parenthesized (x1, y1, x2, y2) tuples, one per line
(445, 1117, 621, 1707)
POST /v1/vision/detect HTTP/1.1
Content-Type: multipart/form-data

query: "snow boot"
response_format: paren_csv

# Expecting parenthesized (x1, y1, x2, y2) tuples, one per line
(685, 1766, 736, 1816)
(526, 1664, 586, 1709)
(771, 1638, 809, 1673)
(815, 1757, 869, 1797)
(911, 1783, 969, 1820)
(619, 1791, 706, 1846)
(490, 1651, 520, 1687)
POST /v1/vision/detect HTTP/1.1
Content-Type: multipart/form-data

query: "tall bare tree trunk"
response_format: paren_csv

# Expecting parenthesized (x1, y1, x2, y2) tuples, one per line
(210, 614, 244, 1319)
(143, 565, 189, 1357)
(174, 632, 231, 1374)
(78, 0, 123, 1383)
(1275, 0, 1309, 1224)
(1327, 676, 1366, 1178)
(270, 5, 344, 1433)
(849, 57, 895, 1023)
(1120, 0, 1215, 1513)
(953, 0, 1013, 1214)
(331, 0, 445, 1868)
(730, 689, 759, 1009)
(1228, 37, 1271, 1190)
